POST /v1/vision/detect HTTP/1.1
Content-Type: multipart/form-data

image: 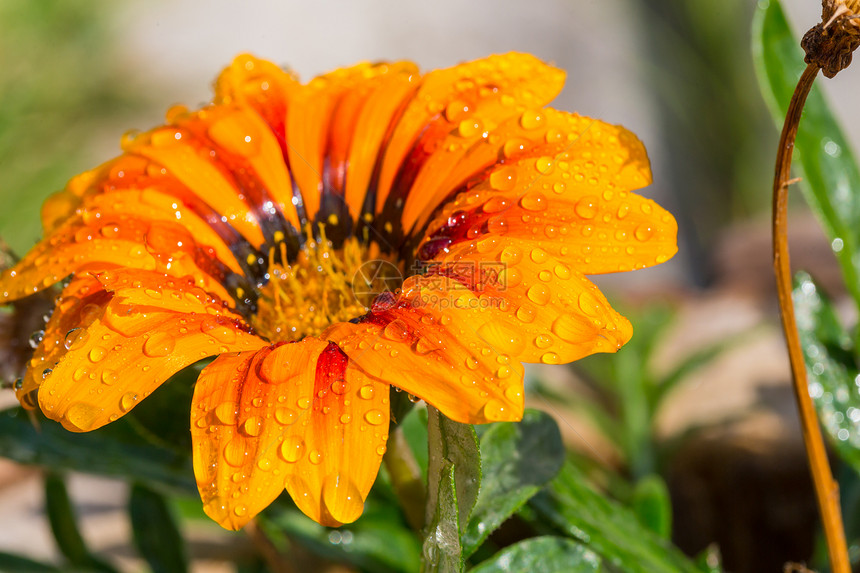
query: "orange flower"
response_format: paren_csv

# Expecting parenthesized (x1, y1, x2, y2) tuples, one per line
(0, 53, 677, 529)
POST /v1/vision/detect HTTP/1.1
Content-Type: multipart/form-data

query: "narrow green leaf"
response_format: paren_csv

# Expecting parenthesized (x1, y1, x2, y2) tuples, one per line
(425, 406, 480, 531)
(528, 462, 704, 573)
(129, 484, 188, 573)
(43, 473, 117, 573)
(423, 461, 462, 573)
(470, 536, 602, 573)
(461, 409, 564, 558)
(793, 272, 860, 473)
(0, 408, 195, 494)
(753, 0, 860, 306)
(0, 552, 62, 572)
(632, 474, 673, 539)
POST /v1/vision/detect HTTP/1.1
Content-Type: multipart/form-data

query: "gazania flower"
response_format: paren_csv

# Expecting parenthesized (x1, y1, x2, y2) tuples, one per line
(0, 53, 677, 529)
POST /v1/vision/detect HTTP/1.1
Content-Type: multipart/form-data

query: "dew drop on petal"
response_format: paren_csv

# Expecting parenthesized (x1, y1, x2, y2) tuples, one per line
(65, 402, 100, 431)
(143, 332, 175, 357)
(364, 409, 385, 426)
(359, 385, 375, 400)
(274, 407, 297, 426)
(279, 436, 304, 463)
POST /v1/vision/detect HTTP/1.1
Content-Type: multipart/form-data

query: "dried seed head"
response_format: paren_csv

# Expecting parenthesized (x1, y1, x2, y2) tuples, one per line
(803, 0, 860, 77)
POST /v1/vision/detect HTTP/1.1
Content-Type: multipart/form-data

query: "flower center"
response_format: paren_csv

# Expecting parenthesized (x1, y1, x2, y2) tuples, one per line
(250, 229, 402, 342)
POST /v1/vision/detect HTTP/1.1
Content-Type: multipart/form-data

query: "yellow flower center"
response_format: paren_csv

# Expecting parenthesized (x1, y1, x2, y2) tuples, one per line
(251, 228, 401, 342)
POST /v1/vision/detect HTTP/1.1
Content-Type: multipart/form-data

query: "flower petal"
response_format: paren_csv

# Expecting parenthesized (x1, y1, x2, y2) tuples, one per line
(192, 340, 388, 529)
(285, 62, 417, 224)
(417, 241, 632, 365)
(324, 282, 525, 425)
(418, 111, 677, 274)
(37, 270, 265, 432)
(19, 275, 110, 409)
(375, 53, 565, 230)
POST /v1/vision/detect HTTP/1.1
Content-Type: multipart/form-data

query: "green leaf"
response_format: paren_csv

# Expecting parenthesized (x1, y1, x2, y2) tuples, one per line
(470, 536, 602, 573)
(129, 484, 188, 573)
(753, 0, 860, 306)
(43, 473, 117, 573)
(0, 552, 62, 572)
(425, 406, 481, 531)
(0, 408, 195, 494)
(461, 409, 564, 558)
(528, 462, 704, 573)
(423, 461, 463, 573)
(793, 272, 860, 473)
(264, 492, 422, 573)
(632, 474, 673, 539)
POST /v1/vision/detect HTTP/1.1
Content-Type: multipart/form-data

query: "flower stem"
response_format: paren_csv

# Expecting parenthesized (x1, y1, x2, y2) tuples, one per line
(772, 62, 850, 573)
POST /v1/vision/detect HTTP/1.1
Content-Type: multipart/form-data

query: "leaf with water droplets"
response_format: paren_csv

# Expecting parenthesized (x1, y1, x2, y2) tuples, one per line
(470, 536, 601, 573)
(793, 272, 860, 473)
(461, 409, 564, 558)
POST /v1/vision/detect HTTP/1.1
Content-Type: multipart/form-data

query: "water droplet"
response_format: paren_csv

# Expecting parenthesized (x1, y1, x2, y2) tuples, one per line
(322, 473, 365, 523)
(308, 449, 323, 464)
(65, 402, 100, 431)
(444, 100, 470, 122)
(120, 392, 138, 412)
(224, 437, 247, 466)
(527, 284, 551, 305)
(143, 332, 175, 357)
(575, 196, 599, 220)
(279, 436, 304, 463)
(256, 458, 271, 471)
(88, 346, 107, 363)
(578, 291, 601, 316)
(200, 319, 237, 344)
(274, 407, 297, 426)
(359, 385, 375, 400)
(634, 225, 654, 242)
(64, 328, 90, 351)
(489, 166, 518, 191)
(520, 191, 547, 211)
(482, 400, 507, 421)
(383, 320, 409, 341)
(234, 504, 248, 517)
(458, 118, 484, 138)
(535, 157, 554, 175)
(483, 196, 511, 213)
(552, 315, 591, 343)
(520, 109, 545, 130)
(214, 402, 239, 425)
(364, 409, 385, 426)
(500, 245, 523, 265)
(101, 369, 117, 386)
(297, 397, 311, 410)
(541, 351, 561, 364)
(243, 416, 262, 436)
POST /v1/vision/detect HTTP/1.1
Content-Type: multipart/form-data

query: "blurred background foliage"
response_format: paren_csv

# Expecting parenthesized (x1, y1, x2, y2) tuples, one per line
(1, 0, 860, 572)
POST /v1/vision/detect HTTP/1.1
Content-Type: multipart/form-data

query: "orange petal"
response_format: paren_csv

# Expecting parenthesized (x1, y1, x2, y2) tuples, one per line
(192, 340, 388, 529)
(19, 275, 110, 409)
(415, 241, 633, 365)
(37, 281, 266, 433)
(418, 111, 677, 274)
(375, 53, 565, 218)
(323, 286, 525, 425)
(125, 126, 266, 249)
(0, 213, 235, 304)
(343, 65, 419, 221)
(285, 63, 416, 223)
